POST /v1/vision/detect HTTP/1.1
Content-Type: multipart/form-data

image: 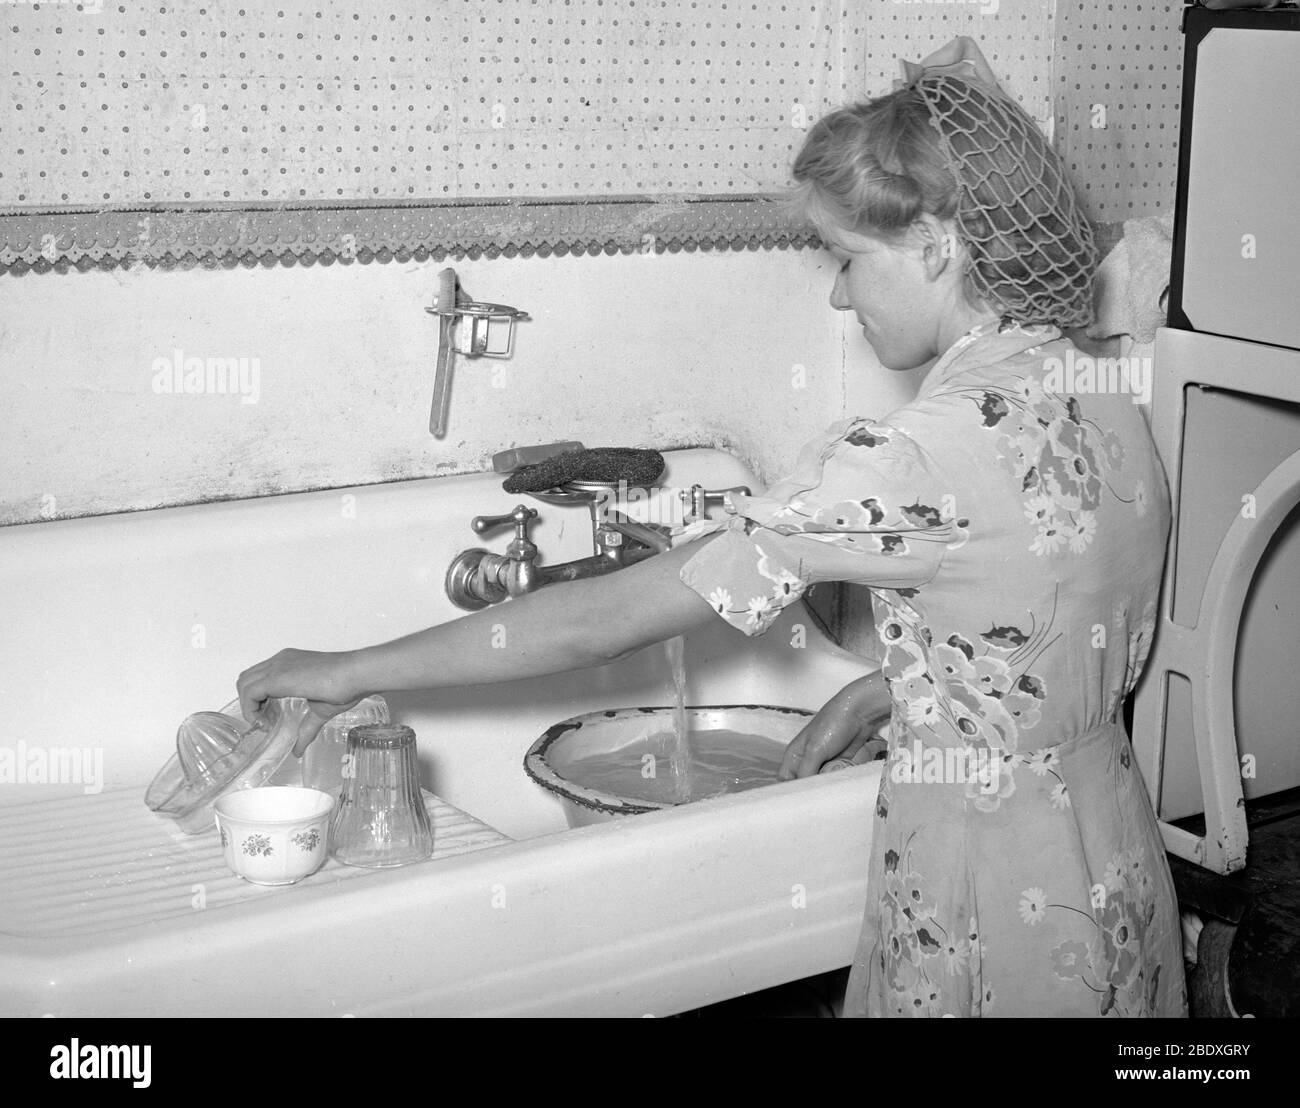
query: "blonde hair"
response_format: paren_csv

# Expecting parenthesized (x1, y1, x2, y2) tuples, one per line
(792, 91, 957, 244)
(792, 84, 1096, 327)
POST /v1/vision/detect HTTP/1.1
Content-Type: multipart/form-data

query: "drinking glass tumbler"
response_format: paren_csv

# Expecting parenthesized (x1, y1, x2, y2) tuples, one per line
(329, 724, 434, 868)
(303, 695, 390, 797)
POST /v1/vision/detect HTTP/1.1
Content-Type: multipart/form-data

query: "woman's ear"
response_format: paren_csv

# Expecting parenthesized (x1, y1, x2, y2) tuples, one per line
(911, 213, 962, 282)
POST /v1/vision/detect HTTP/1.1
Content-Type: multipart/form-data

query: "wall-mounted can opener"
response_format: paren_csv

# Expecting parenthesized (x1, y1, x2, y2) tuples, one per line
(425, 267, 529, 438)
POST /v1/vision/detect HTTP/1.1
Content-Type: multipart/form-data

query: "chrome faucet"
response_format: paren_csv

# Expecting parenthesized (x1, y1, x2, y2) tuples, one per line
(443, 481, 747, 611)
(445, 502, 670, 611)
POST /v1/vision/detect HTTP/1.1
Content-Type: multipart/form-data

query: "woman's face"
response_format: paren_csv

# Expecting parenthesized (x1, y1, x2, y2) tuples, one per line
(821, 220, 963, 372)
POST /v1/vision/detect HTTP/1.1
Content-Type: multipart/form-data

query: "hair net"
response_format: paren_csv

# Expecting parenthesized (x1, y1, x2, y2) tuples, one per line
(900, 38, 1097, 328)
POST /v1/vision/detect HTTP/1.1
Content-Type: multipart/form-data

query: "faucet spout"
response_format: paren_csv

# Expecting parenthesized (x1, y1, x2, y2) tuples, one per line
(597, 511, 673, 557)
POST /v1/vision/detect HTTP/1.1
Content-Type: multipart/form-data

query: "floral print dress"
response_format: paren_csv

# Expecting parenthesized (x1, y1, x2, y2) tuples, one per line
(675, 320, 1187, 1017)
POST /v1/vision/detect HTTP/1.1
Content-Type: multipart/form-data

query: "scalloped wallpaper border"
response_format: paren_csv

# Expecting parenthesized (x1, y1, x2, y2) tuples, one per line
(0, 195, 819, 275)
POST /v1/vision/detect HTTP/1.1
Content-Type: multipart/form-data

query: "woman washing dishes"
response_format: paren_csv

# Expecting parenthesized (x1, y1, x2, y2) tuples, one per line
(238, 38, 1185, 1018)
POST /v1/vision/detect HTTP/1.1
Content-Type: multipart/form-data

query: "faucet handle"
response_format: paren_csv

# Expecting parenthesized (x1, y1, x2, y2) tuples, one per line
(680, 484, 752, 524)
(472, 504, 539, 561)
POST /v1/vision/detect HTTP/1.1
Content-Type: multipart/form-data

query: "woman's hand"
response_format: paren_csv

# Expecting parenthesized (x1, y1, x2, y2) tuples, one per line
(237, 648, 365, 751)
(779, 672, 891, 780)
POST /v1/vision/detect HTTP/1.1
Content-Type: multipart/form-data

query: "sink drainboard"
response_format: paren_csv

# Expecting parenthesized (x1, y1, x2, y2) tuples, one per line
(0, 789, 510, 939)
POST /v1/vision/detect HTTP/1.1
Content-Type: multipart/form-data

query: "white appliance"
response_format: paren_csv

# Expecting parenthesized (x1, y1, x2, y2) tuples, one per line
(1134, 5, 1300, 876)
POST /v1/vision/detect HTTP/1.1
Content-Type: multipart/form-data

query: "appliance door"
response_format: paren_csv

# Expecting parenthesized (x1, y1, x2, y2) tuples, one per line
(1167, 7, 1300, 352)
(1134, 328, 1300, 873)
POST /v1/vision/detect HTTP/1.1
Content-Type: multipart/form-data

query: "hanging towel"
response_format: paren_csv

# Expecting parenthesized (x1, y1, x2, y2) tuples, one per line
(1086, 212, 1176, 345)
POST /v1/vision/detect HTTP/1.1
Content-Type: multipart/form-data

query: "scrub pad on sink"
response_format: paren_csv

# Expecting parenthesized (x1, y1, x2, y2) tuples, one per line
(502, 446, 665, 493)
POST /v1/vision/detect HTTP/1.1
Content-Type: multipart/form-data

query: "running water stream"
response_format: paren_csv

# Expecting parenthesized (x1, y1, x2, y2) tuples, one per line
(559, 729, 786, 805)
(664, 635, 692, 801)
(556, 638, 797, 806)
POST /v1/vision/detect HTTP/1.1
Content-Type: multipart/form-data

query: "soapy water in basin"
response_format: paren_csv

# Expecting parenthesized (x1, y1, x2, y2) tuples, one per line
(560, 729, 786, 805)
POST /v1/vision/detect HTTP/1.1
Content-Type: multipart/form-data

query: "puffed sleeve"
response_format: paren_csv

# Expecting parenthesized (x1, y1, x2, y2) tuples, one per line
(675, 417, 956, 636)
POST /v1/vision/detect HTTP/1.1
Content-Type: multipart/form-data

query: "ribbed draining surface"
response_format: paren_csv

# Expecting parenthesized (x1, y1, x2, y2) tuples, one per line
(0, 788, 511, 939)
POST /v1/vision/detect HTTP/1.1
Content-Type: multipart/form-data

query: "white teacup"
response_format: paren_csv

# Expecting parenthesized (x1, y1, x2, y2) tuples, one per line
(214, 786, 335, 886)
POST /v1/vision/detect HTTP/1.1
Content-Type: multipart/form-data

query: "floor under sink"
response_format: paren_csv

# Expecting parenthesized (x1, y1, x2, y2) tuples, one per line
(676, 968, 850, 1018)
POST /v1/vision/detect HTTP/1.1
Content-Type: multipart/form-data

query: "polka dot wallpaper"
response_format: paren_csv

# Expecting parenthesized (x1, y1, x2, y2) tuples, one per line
(2, 0, 1062, 208)
(1054, 0, 1184, 221)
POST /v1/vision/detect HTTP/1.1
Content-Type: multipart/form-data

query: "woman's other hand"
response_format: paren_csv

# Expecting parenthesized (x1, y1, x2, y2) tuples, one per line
(779, 672, 891, 780)
(237, 648, 363, 753)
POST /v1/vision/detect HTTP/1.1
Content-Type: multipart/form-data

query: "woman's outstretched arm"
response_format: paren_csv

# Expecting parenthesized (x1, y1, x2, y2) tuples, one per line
(236, 537, 721, 721)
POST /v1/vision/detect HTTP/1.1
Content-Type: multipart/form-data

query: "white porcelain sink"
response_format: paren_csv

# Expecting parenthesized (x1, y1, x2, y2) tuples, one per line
(0, 449, 882, 1016)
